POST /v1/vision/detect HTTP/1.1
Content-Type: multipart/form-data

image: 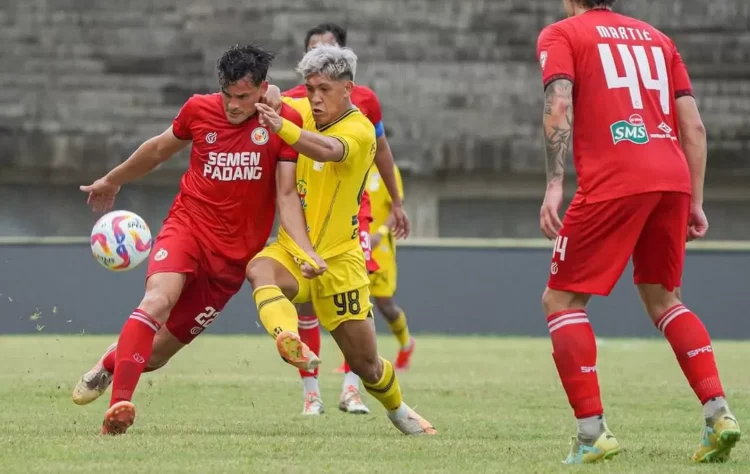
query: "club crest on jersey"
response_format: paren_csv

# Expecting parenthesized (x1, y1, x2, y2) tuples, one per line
(296, 179, 308, 210)
(539, 51, 548, 70)
(251, 127, 269, 145)
(610, 114, 649, 145)
(205, 132, 217, 144)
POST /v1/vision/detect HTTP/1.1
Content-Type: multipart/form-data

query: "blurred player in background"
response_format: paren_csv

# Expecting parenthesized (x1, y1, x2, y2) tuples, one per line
(536, 0, 740, 464)
(246, 44, 436, 435)
(282, 22, 415, 416)
(71, 44, 319, 435)
(365, 162, 413, 370)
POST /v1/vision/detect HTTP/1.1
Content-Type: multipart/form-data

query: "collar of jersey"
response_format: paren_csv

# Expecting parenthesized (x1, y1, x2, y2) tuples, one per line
(316, 107, 358, 132)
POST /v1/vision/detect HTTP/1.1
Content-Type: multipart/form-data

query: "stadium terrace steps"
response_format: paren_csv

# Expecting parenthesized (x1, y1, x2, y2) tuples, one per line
(2, 0, 748, 177)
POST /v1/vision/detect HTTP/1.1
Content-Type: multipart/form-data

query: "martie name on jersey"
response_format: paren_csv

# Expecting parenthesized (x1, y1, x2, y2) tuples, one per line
(204, 151, 263, 181)
(595, 25, 653, 42)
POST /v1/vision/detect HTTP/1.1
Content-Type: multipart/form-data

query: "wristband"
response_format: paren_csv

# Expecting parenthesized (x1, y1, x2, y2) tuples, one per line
(377, 225, 390, 236)
(277, 118, 302, 145)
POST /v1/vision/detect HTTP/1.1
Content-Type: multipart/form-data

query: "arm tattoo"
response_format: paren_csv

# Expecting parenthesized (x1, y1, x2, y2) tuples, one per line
(543, 79, 574, 184)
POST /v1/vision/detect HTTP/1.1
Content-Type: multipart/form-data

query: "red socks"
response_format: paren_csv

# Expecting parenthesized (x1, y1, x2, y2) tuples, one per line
(109, 309, 161, 406)
(547, 309, 603, 419)
(656, 304, 725, 403)
(343, 361, 351, 373)
(298, 315, 321, 378)
(102, 344, 117, 373)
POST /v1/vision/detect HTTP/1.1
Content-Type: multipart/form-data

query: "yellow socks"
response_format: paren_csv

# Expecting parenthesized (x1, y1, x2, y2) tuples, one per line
(253, 285, 298, 338)
(387, 311, 411, 348)
(362, 357, 403, 411)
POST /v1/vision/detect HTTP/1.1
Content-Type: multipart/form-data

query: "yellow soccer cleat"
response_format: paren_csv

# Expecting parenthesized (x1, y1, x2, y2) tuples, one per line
(692, 408, 741, 463)
(563, 430, 622, 464)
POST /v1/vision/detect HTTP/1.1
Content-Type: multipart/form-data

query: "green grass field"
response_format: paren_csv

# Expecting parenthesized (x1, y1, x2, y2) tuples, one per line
(1, 335, 749, 473)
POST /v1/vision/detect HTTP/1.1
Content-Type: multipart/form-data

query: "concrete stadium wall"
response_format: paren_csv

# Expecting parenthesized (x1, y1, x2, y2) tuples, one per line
(2, 244, 748, 339)
(3, 0, 749, 179)
(1, 1, 750, 239)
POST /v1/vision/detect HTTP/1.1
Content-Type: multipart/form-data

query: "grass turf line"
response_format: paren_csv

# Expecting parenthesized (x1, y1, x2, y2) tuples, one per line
(0, 335, 747, 473)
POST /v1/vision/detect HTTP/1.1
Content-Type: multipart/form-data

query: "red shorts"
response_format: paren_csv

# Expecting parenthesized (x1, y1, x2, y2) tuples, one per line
(146, 222, 246, 344)
(548, 191, 690, 296)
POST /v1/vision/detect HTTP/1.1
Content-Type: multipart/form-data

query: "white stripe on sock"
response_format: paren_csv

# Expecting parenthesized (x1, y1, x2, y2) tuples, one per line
(548, 311, 587, 328)
(549, 317, 589, 334)
(129, 313, 159, 332)
(658, 305, 689, 333)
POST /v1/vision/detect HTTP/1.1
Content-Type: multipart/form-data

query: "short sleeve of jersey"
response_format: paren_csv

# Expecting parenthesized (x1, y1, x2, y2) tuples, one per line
(536, 24, 575, 89)
(670, 42, 693, 99)
(330, 122, 366, 166)
(361, 88, 384, 127)
(278, 104, 303, 162)
(172, 96, 198, 140)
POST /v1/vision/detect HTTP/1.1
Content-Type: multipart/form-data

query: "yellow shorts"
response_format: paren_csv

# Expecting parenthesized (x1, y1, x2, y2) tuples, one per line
(369, 253, 397, 298)
(253, 243, 373, 332)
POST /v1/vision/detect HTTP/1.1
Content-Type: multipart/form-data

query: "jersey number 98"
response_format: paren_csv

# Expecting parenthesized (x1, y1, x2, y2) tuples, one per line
(333, 290, 361, 315)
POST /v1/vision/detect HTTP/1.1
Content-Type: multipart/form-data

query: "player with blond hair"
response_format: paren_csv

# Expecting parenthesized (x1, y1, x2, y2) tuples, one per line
(247, 44, 436, 435)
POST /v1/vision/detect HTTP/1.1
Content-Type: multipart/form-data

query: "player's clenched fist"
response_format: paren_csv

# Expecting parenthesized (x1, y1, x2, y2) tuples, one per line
(688, 203, 709, 241)
(539, 184, 564, 240)
(255, 103, 283, 133)
(80, 177, 121, 213)
(300, 251, 328, 279)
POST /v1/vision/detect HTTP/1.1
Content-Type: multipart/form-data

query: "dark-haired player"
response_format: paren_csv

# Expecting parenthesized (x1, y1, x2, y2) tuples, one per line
(72, 44, 322, 435)
(536, 0, 740, 464)
(283, 23, 415, 416)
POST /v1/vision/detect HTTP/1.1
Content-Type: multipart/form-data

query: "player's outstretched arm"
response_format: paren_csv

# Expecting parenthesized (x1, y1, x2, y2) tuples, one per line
(255, 103, 346, 162)
(80, 126, 190, 212)
(676, 96, 709, 240)
(106, 126, 190, 185)
(539, 78, 573, 239)
(373, 135, 409, 239)
(275, 162, 327, 277)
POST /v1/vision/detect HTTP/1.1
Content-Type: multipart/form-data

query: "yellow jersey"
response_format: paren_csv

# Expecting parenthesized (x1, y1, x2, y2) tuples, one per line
(366, 163, 404, 233)
(278, 97, 377, 260)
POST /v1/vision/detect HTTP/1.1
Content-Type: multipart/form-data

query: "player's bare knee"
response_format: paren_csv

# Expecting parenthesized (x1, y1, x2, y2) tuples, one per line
(542, 287, 589, 316)
(637, 283, 682, 322)
(375, 298, 400, 321)
(139, 291, 178, 324)
(347, 353, 381, 384)
(246, 258, 296, 298)
(246, 259, 272, 287)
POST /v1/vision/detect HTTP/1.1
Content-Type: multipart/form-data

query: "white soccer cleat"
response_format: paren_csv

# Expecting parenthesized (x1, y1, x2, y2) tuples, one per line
(338, 385, 370, 415)
(302, 392, 325, 415)
(72, 343, 115, 406)
(387, 403, 438, 435)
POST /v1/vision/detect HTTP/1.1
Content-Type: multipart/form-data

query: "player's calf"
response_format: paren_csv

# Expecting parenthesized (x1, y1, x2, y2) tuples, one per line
(375, 297, 414, 369)
(640, 284, 740, 460)
(247, 258, 301, 339)
(331, 319, 436, 435)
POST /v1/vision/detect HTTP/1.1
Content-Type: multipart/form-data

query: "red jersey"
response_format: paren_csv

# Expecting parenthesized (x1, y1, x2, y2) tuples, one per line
(283, 84, 384, 131)
(358, 190, 380, 273)
(536, 10, 692, 203)
(169, 94, 302, 262)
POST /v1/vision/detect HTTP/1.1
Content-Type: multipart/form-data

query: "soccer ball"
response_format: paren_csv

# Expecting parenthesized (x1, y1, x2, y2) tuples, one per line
(90, 210, 153, 271)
